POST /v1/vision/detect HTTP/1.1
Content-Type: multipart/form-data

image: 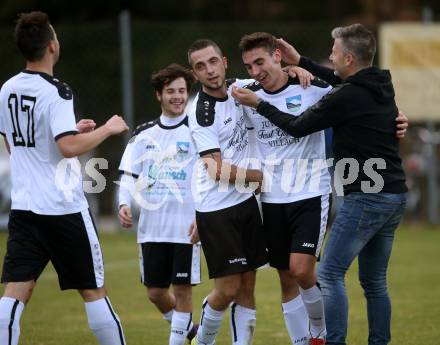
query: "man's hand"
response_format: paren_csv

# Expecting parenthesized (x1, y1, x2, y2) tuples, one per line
(76, 119, 96, 133)
(396, 111, 409, 139)
(276, 38, 301, 65)
(118, 205, 133, 228)
(105, 115, 129, 136)
(231, 87, 260, 108)
(283, 66, 314, 88)
(188, 219, 200, 244)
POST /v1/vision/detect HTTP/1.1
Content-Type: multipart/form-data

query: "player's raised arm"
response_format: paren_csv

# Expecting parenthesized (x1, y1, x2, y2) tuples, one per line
(56, 115, 128, 158)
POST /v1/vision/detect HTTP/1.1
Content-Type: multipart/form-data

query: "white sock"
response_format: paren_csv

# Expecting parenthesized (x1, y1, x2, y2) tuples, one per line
(229, 303, 256, 345)
(0, 297, 24, 345)
(196, 298, 225, 345)
(170, 311, 193, 345)
(85, 297, 126, 345)
(163, 309, 174, 324)
(300, 285, 326, 338)
(282, 295, 309, 345)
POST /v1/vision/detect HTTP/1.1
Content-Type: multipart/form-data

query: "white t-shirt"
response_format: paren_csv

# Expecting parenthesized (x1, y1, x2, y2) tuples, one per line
(239, 77, 332, 204)
(188, 89, 254, 212)
(0, 70, 88, 215)
(118, 114, 196, 244)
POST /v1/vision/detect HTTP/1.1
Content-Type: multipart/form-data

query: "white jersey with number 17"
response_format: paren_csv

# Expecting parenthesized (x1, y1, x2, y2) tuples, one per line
(0, 70, 88, 215)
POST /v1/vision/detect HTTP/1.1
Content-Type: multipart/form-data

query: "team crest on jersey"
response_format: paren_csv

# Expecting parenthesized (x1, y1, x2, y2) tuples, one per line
(176, 141, 189, 155)
(285, 95, 301, 113)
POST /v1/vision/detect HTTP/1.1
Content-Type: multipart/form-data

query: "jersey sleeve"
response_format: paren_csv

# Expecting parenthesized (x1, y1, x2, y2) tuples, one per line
(188, 102, 221, 156)
(0, 108, 5, 137)
(49, 94, 78, 141)
(118, 136, 143, 177)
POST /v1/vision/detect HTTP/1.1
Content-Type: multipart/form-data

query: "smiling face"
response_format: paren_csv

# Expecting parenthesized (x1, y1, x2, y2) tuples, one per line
(242, 47, 286, 92)
(189, 45, 227, 93)
(156, 77, 188, 117)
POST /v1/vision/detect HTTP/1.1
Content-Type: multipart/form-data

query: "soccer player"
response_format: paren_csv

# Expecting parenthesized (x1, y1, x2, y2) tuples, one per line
(117, 63, 200, 345)
(232, 24, 407, 345)
(0, 11, 128, 345)
(187, 39, 267, 345)
(236, 32, 332, 345)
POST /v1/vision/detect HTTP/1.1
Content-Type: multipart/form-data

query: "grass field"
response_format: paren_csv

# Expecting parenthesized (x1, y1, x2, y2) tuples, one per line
(0, 224, 439, 345)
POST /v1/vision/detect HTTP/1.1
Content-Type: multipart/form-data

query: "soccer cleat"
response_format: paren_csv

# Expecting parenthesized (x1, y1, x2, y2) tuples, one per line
(309, 338, 326, 345)
(187, 324, 199, 343)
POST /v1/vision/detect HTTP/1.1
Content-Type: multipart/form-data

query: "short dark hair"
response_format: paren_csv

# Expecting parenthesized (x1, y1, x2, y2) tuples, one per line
(15, 11, 55, 62)
(331, 23, 376, 66)
(239, 32, 277, 54)
(151, 63, 195, 94)
(187, 39, 223, 65)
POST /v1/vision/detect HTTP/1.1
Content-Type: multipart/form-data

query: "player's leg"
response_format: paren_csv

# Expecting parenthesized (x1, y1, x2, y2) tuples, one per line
(0, 282, 34, 345)
(195, 273, 242, 345)
(277, 269, 309, 345)
(169, 243, 201, 345)
(0, 210, 48, 345)
(262, 202, 308, 345)
(289, 194, 330, 341)
(229, 196, 266, 345)
(140, 242, 176, 325)
(230, 271, 257, 345)
(79, 287, 126, 345)
(46, 210, 126, 345)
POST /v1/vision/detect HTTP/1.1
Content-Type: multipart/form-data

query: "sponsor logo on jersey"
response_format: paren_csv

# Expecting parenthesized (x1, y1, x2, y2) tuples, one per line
(286, 95, 301, 113)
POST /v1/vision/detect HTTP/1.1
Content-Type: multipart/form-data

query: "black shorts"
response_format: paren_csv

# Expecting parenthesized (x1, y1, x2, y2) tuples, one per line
(1, 209, 104, 290)
(262, 194, 330, 270)
(196, 196, 267, 279)
(139, 242, 201, 288)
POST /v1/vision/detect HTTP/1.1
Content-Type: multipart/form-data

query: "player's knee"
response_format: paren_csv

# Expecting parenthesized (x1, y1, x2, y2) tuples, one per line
(290, 265, 313, 286)
(79, 286, 107, 302)
(4, 281, 35, 304)
(147, 288, 167, 305)
(217, 284, 240, 303)
(173, 285, 191, 301)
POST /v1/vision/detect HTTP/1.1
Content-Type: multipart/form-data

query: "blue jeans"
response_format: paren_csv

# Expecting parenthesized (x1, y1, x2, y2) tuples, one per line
(317, 192, 406, 345)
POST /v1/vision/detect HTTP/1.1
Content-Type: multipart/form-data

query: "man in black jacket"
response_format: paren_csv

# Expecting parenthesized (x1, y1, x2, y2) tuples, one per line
(232, 24, 407, 345)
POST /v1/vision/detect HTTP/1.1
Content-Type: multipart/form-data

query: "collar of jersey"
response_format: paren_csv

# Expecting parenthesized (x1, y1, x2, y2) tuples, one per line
(22, 69, 52, 78)
(200, 90, 228, 102)
(262, 76, 300, 95)
(158, 115, 188, 130)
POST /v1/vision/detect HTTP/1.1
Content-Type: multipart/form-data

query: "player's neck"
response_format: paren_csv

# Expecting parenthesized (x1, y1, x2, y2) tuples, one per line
(25, 60, 53, 76)
(202, 84, 228, 99)
(264, 70, 288, 93)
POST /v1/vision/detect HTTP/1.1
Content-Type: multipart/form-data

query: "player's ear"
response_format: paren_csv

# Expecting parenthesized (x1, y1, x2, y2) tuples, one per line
(223, 56, 228, 69)
(273, 48, 282, 63)
(155, 90, 162, 103)
(191, 70, 199, 82)
(47, 40, 56, 55)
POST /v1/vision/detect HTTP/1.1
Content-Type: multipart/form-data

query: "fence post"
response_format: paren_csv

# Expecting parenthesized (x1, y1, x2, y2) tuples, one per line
(119, 9, 134, 139)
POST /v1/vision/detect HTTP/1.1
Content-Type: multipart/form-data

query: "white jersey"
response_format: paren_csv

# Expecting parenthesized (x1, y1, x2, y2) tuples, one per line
(188, 89, 253, 212)
(118, 114, 196, 244)
(0, 70, 88, 215)
(240, 77, 332, 204)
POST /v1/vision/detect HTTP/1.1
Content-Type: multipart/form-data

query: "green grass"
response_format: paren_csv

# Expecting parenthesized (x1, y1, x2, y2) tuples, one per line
(0, 225, 439, 345)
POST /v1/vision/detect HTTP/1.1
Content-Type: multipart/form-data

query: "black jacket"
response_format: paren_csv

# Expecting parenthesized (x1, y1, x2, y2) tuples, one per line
(256, 57, 407, 194)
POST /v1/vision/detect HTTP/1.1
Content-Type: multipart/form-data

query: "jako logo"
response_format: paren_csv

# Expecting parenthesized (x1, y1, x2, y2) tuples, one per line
(176, 272, 188, 278)
(224, 117, 232, 125)
(302, 242, 315, 248)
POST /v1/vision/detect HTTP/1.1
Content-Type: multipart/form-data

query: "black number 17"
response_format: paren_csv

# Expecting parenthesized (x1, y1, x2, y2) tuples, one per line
(8, 93, 36, 147)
